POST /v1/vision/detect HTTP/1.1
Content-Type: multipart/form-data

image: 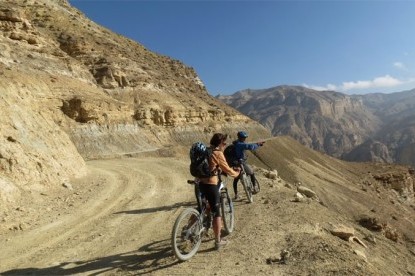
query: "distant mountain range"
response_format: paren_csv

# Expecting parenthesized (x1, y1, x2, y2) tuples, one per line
(217, 86, 415, 167)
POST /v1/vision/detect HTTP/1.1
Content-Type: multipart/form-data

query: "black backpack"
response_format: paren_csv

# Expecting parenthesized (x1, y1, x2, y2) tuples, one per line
(189, 142, 213, 178)
(224, 144, 238, 166)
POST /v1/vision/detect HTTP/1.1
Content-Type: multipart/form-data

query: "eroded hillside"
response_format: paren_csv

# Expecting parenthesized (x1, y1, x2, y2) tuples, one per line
(218, 86, 381, 158)
(218, 86, 415, 167)
(0, 137, 414, 275)
(0, 0, 270, 207)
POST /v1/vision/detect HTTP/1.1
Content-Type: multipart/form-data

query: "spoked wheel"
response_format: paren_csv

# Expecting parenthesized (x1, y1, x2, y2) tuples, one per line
(171, 208, 203, 261)
(253, 176, 260, 193)
(241, 174, 253, 203)
(220, 191, 234, 234)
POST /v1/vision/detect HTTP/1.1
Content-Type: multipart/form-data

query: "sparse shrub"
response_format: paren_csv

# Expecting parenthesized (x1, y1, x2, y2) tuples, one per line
(384, 227, 399, 242)
(358, 215, 384, 231)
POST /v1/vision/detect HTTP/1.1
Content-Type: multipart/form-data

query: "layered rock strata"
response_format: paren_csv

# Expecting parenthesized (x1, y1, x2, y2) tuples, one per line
(0, 0, 270, 205)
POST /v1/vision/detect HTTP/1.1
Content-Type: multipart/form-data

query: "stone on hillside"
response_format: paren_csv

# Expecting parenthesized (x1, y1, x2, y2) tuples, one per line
(284, 182, 294, 189)
(266, 249, 291, 265)
(0, 8, 24, 22)
(291, 192, 306, 202)
(372, 172, 414, 200)
(330, 224, 355, 240)
(297, 185, 317, 198)
(0, 177, 20, 203)
(364, 234, 376, 244)
(351, 236, 368, 248)
(353, 249, 368, 262)
(266, 170, 278, 180)
(330, 224, 367, 248)
(384, 227, 399, 242)
(18, 222, 28, 231)
(62, 181, 73, 190)
(279, 249, 291, 264)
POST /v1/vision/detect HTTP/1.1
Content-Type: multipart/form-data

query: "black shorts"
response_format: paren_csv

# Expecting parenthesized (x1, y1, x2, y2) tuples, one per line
(199, 183, 221, 218)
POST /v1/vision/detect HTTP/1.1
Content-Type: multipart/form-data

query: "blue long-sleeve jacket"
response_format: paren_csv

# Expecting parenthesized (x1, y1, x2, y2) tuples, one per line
(233, 140, 260, 161)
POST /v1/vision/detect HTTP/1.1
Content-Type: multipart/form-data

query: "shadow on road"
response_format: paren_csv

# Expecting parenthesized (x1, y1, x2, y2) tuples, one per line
(1, 239, 181, 275)
(114, 201, 194, 215)
(1, 201, 205, 275)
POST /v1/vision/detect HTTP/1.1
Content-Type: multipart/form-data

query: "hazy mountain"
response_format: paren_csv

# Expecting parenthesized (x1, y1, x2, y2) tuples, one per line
(218, 86, 415, 167)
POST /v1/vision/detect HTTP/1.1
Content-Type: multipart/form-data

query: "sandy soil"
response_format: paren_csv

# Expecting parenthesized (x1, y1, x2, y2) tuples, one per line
(0, 157, 193, 275)
(1, 150, 415, 275)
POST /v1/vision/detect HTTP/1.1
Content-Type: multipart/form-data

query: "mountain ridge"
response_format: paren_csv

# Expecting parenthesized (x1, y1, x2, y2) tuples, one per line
(218, 86, 415, 167)
(0, 0, 270, 206)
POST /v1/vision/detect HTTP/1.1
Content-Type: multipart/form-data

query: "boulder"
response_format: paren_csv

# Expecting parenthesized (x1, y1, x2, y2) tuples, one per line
(297, 185, 317, 198)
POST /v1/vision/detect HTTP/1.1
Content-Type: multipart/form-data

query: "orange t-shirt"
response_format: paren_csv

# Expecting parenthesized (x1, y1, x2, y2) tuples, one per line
(200, 148, 239, 185)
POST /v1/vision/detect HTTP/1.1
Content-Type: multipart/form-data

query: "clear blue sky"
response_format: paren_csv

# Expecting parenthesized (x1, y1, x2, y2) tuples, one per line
(69, 0, 415, 96)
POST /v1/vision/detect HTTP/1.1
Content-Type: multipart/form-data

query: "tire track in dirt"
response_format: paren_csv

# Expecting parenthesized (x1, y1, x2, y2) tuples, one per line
(0, 157, 194, 274)
(0, 161, 131, 270)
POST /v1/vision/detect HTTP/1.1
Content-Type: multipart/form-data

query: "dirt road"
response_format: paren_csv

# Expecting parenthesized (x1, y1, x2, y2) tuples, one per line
(0, 157, 278, 275)
(2, 155, 414, 275)
(0, 157, 193, 274)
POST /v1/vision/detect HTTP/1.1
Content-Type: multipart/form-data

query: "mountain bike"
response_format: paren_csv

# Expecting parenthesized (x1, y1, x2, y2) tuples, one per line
(171, 178, 234, 261)
(237, 160, 254, 203)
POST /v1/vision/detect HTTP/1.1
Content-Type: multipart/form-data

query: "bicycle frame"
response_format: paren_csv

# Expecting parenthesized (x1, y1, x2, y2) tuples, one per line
(236, 159, 247, 174)
(187, 179, 211, 231)
(189, 177, 230, 228)
(235, 159, 254, 203)
(189, 178, 225, 212)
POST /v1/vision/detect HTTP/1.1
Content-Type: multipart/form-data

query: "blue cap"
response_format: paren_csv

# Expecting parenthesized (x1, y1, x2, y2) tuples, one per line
(237, 131, 248, 138)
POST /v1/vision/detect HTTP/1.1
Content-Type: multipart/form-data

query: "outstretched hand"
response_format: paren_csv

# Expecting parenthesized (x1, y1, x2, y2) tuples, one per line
(257, 141, 265, 146)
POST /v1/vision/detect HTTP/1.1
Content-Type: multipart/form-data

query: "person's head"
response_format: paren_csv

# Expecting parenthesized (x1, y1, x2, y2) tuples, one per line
(237, 131, 248, 141)
(210, 133, 228, 149)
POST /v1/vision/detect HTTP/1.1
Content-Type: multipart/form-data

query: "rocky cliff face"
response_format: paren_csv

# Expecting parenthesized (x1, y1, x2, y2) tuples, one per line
(218, 86, 415, 167)
(349, 91, 415, 166)
(218, 86, 381, 158)
(0, 0, 270, 205)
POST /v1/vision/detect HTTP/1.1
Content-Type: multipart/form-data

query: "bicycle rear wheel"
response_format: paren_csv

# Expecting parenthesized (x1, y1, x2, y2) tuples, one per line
(171, 208, 203, 261)
(241, 174, 253, 203)
(220, 190, 234, 234)
(253, 176, 260, 193)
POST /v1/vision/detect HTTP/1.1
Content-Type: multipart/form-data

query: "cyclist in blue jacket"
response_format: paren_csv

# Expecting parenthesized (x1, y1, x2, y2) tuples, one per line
(233, 131, 264, 199)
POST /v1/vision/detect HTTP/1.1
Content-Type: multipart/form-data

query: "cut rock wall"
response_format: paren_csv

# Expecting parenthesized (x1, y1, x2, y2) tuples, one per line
(0, 0, 271, 206)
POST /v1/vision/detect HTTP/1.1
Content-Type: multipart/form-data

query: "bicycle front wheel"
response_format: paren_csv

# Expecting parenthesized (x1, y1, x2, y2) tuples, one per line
(171, 208, 203, 261)
(221, 191, 234, 234)
(241, 174, 254, 203)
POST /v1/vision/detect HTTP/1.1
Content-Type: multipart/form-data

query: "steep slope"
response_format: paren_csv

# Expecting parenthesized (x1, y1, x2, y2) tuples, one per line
(0, 0, 270, 207)
(218, 86, 380, 158)
(346, 89, 415, 165)
(1, 137, 414, 275)
(218, 86, 415, 167)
